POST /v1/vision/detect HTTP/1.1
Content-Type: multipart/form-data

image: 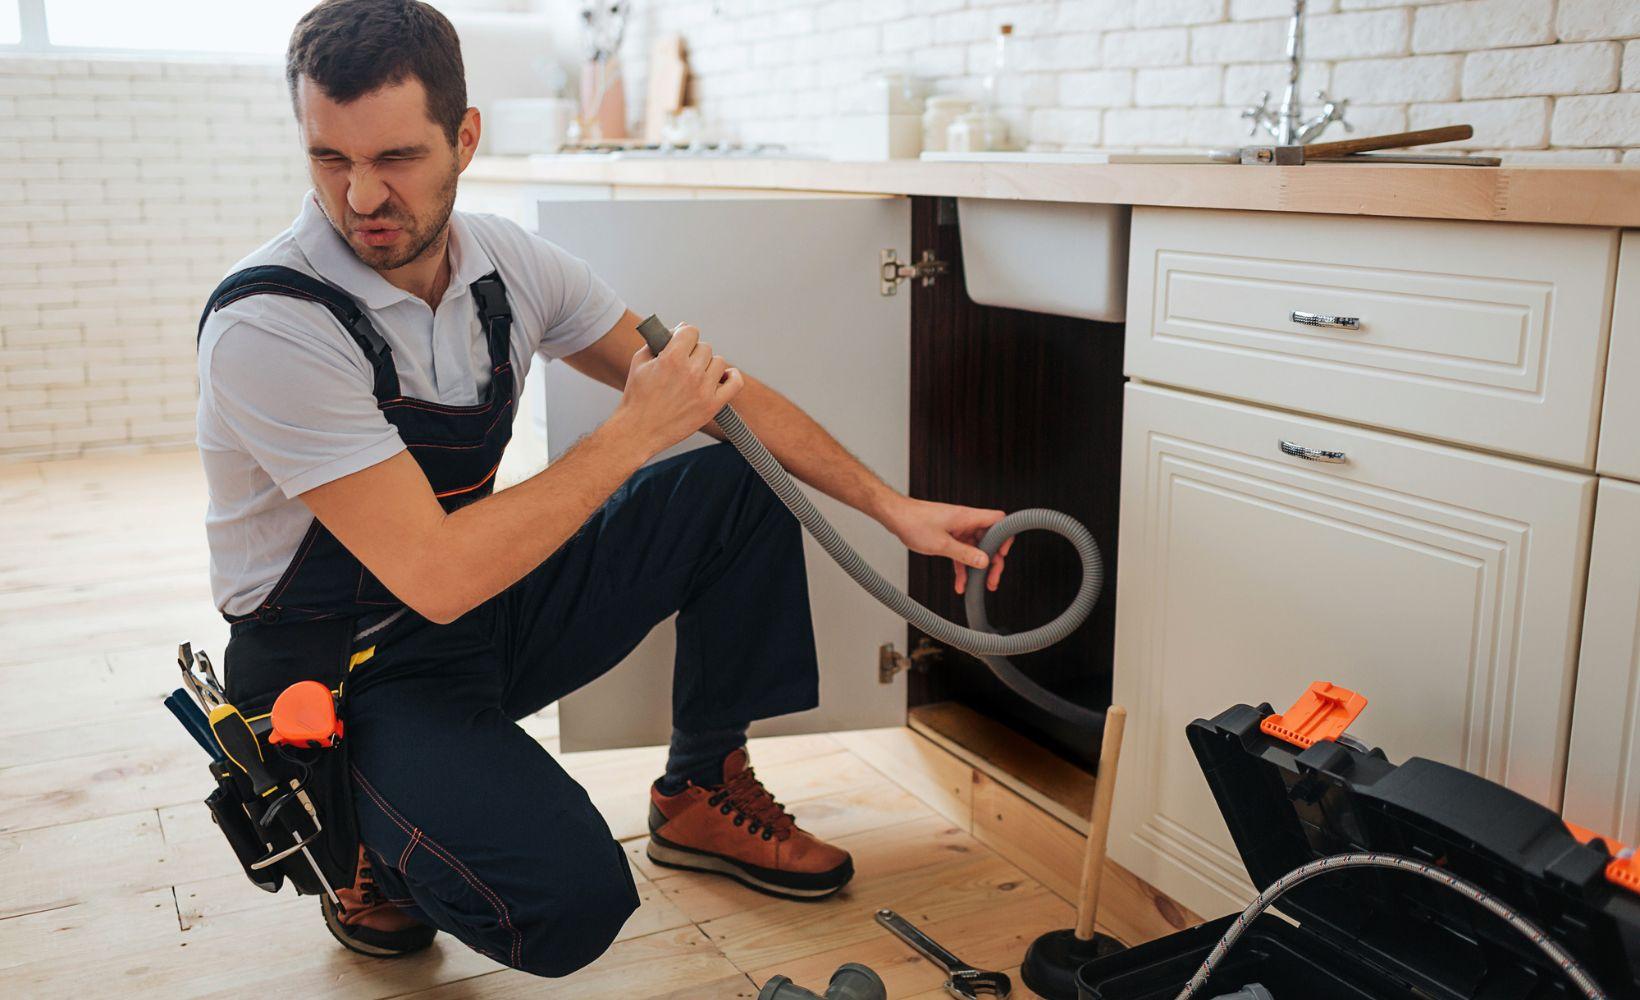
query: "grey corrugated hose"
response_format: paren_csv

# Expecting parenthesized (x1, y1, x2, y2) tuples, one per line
(635, 317, 1106, 734)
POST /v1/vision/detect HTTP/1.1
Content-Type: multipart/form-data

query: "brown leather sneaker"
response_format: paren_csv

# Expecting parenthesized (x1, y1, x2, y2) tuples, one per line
(321, 846, 438, 958)
(646, 748, 854, 900)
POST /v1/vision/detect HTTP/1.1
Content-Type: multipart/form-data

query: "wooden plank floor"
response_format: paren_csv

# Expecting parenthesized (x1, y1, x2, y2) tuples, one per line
(0, 449, 1072, 998)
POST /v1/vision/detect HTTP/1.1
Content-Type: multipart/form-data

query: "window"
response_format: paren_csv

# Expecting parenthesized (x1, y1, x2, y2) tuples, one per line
(43, 0, 312, 54)
(2, 0, 528, 55)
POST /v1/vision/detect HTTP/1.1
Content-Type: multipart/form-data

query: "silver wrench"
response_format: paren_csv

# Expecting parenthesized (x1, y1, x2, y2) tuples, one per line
(875, 908, 1012, 999)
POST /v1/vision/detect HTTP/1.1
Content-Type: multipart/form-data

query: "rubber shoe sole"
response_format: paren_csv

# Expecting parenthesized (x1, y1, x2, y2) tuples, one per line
(321, 896, 437, 958)
(645, 834, 853, 901)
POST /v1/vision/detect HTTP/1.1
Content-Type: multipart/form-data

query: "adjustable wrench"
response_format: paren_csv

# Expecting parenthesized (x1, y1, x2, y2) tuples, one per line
(875, 908, 1011, 999)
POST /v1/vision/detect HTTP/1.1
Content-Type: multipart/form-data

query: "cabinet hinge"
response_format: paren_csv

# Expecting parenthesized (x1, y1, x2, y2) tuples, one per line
(880, 249, 948, 296)
(879, 637, 944, 684)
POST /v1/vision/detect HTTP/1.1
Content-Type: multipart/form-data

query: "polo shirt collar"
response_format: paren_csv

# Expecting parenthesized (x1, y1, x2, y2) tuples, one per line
(292, 191, 493, 311)
(446, 207, 496, 294)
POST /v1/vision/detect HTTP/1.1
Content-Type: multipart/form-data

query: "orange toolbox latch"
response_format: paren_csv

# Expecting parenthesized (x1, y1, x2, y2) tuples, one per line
(1260, 681, 1368, 749)
(1564, 821, 1640, 897)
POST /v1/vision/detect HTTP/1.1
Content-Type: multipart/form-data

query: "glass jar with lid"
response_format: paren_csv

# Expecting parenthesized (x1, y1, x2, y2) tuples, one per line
(947, 110, 1009, 153)
(922, 96, 972, 153)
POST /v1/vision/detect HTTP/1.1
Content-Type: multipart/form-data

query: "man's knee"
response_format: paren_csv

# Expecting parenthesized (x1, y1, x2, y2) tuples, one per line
(682, 439, 746, 482)
(512, 840, 640, 977)
(365, 793, 640, 978)
(699, 441, 793, 516)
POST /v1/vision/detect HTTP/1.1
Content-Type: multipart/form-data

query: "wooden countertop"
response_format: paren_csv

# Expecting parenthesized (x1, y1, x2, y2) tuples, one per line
(466, 155, 1640, 227)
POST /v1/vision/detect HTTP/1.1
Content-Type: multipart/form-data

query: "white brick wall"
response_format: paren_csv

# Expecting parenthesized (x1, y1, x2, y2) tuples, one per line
(616, 0, 1640, 156)
(2, 55, 308, 461)
(6, 0, 1640, 461)
(1411, 0, 1553, 53)
(1462, 41, 1620, 97)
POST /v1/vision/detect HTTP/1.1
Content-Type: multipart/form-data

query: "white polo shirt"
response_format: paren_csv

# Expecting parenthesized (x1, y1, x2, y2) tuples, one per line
(196, 192, 626, 616)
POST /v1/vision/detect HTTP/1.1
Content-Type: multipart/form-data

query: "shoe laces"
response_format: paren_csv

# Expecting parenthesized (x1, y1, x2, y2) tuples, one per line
(706, 766, 796, 842)
(356, 852, 381, 906)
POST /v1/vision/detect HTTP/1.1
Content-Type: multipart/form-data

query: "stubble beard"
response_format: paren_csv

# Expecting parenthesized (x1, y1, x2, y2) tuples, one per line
(341, 160, 460, 273)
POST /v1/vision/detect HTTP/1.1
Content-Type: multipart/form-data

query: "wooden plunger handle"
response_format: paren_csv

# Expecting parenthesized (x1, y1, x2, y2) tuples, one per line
(1304, 124, 1473, 159)
(1074, 705, 1127, 942)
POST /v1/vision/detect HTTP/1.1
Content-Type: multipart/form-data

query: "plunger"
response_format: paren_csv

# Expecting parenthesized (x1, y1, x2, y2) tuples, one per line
(1020, 705, 1128, 999)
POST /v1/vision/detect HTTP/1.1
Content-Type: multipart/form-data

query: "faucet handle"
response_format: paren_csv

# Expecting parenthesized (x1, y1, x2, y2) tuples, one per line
(1295, 91, 1351, 144)
(1241, 90, 1273, 137)
(1318, 90, 1352, 133)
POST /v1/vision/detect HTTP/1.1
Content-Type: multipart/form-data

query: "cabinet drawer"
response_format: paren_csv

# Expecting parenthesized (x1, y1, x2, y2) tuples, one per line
(1110, 384, 1594, 917)
(1126, 208, 1617, 467)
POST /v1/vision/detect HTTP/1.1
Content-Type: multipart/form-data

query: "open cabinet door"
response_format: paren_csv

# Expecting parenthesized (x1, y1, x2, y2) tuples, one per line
(534, 196, 912, 751)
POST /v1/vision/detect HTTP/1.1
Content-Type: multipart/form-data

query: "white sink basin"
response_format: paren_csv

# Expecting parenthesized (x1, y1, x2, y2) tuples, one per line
(955, 197, 1131, 322)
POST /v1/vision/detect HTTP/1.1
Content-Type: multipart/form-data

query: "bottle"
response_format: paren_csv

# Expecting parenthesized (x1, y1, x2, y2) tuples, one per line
(965, 23, 1014, 151)
(981, 23, 1013, 116)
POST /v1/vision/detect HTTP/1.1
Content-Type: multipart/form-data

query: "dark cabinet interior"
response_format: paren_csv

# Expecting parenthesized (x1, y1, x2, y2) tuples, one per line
(906, 196, 1127, 773)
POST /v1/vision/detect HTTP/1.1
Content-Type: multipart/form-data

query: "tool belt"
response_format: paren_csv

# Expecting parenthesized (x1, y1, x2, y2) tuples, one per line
(200, 617, 361, 897)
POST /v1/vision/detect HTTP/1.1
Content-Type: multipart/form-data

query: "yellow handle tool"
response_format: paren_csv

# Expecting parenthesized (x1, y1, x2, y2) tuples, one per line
(208, 702, 342, 907)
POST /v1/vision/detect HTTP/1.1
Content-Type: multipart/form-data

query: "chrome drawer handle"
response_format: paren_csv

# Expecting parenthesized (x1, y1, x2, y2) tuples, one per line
(1291, 310, 1360, 331)
(1280, 440, 1347, 464)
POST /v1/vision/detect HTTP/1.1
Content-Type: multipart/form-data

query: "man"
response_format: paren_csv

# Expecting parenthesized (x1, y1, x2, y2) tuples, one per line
(196, 0, 1013, 977)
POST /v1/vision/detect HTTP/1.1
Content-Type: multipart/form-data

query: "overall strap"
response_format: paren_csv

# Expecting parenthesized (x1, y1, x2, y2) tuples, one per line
(467, 270, 513, 372)
(198, 265, 401, 401)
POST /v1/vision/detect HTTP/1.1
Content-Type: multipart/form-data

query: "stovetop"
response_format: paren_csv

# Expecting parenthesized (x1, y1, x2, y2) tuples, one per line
(532, 142, 806, 160)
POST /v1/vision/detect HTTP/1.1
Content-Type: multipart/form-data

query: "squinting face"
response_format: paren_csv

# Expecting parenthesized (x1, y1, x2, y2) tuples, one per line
(294, 74, 478, 272)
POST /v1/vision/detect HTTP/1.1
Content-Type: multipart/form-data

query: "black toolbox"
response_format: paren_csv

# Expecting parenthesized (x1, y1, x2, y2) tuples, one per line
(1078, 697, 1640, 1000)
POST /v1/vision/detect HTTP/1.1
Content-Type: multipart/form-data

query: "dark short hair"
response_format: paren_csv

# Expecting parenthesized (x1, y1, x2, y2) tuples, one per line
(285, 0, 467, 145)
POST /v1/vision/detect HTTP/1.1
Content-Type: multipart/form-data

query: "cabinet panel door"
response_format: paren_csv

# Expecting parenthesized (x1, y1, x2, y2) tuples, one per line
(1598, 232, 1640, 481)
(1562, 478, 1640, 843)
(1110, 384, 1593, 917)
(534, 197, 912, 751)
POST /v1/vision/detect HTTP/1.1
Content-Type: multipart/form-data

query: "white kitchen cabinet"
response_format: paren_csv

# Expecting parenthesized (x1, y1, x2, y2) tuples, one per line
(532, 197, 913, 751)
(1110, 383, 1594, 917)
(1598, 232, 1640, 482)
(1562, 477, 1640, 845)
(455, 180, 615, 229)
(1126, 208, 1618, 468)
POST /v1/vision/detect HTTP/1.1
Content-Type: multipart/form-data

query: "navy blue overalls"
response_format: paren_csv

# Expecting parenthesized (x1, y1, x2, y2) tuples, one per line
(199, 264, 821, 976)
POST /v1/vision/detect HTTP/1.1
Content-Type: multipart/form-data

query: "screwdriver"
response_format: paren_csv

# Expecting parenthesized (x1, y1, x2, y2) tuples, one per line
(164, 688, 225, 762)
(207, 702, 342, 908)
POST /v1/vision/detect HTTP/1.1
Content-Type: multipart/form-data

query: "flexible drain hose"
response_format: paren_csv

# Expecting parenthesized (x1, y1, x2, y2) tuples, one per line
(637, 317, 1105, 732)
(1175, 853, 1609, 1000)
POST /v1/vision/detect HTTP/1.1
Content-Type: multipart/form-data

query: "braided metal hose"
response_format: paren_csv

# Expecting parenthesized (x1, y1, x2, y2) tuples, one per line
(1175, 852, 1609, 1000)
(637, 317, 1105, 731)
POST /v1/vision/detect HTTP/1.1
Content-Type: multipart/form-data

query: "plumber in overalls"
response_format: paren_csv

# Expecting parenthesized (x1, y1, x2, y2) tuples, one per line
(195, 0, 1015, 977)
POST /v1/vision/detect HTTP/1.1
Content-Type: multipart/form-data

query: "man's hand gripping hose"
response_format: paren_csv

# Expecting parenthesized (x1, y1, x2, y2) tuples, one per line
(635, 316, 1105, 733)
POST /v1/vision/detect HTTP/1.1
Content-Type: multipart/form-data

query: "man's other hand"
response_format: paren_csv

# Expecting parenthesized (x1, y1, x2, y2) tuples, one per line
(881, 497, 1013, 596)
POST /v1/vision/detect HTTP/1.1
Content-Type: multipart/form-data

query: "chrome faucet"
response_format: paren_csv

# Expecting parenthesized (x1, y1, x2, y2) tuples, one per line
(1241, 0, 1350, 145)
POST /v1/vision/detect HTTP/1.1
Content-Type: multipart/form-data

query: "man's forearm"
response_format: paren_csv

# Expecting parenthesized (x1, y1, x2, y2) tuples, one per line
(423, 416, 650, 622)
(418, 372, 897, 622)
(700, 373, 902, 521)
